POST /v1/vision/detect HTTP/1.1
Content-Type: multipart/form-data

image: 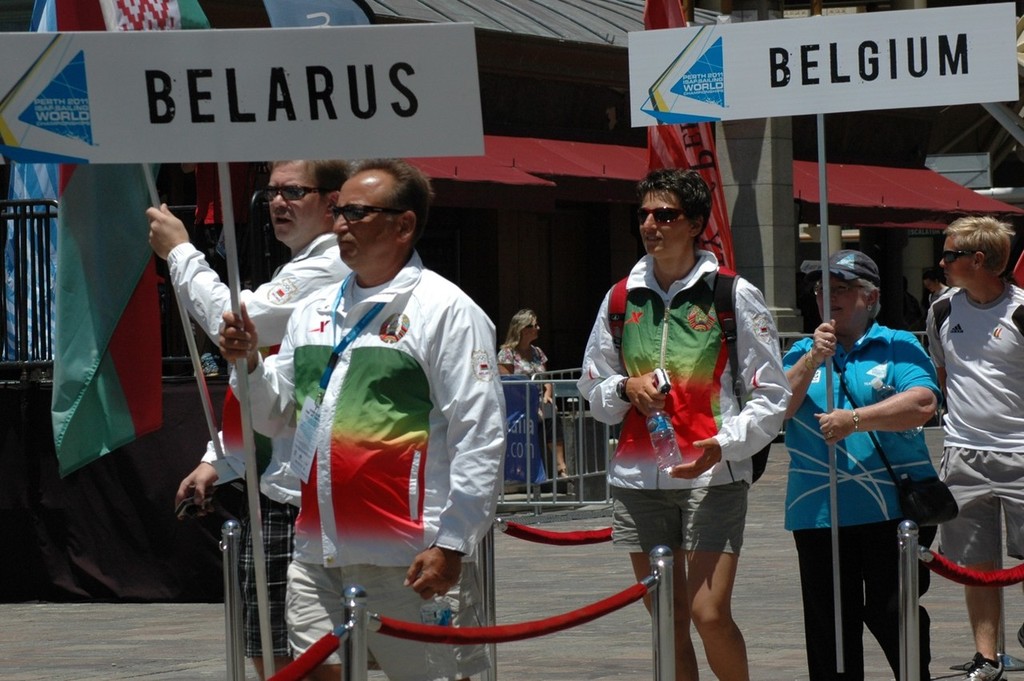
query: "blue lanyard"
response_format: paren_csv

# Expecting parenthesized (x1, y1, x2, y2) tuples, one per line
(318, 274, 385, 394)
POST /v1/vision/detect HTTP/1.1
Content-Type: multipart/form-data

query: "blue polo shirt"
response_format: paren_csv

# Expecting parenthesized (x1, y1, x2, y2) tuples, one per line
(782, 322, 941, 531)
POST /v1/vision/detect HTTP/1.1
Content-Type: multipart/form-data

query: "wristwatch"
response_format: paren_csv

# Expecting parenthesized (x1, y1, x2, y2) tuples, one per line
(616, 377, 629, 402)
(852, 410, 860, 431)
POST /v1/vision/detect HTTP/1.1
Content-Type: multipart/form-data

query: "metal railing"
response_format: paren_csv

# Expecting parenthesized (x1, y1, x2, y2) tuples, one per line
(1, 192, 290, 381)
(498, 369, 616, 513)
(1, 199, 57, 370)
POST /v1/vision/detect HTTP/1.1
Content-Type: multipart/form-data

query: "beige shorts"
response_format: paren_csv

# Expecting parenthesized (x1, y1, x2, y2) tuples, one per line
(612, 481, 748, 554)
(287, 560, 489, 681)
(939, 446, 1024, 564)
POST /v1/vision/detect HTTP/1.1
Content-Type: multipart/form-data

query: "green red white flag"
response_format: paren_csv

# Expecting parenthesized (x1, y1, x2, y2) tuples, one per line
(50, 0, 209, 476)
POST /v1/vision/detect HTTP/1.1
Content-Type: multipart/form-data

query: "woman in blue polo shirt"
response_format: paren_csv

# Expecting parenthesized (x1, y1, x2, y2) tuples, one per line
(783, 250, 941, 681)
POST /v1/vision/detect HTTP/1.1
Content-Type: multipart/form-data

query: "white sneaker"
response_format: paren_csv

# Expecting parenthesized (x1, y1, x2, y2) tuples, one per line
(960, 652, 1003, 681)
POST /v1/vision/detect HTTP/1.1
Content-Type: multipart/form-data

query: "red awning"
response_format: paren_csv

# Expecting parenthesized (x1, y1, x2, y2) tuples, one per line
(793, 160, 1024, 229)
(408, 136, 647, 198)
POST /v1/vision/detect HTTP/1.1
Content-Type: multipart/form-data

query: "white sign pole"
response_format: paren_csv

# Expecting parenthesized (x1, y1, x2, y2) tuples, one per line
(141, 167, 226, 462)
(815, 111, 844, 673)
(216, 162, 276, 675)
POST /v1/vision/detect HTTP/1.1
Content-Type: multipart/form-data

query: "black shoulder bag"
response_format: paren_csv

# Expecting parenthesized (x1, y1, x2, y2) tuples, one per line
(838, 372, 957, 526)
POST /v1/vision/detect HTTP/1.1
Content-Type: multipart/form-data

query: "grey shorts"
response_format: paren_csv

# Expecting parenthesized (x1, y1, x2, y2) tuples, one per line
(611, 481, 748, 554)
(939, 446, 1024, 564)
(287, 560, 489, 681)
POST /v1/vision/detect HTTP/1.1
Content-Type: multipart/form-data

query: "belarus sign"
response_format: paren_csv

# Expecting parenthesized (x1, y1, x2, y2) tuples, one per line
(629, 3, 1017, 125)
(0, 23, 483, 164)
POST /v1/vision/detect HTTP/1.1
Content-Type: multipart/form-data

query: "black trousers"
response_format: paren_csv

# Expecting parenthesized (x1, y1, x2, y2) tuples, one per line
(793, 520, 937, 681)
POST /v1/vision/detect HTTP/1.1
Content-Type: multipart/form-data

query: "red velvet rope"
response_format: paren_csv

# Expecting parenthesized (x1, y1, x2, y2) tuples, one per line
(502, 521, 613, 545)
(377, 581, 648, 644)
(268, 632, 340, 681)
(922, 550, 1024, 587)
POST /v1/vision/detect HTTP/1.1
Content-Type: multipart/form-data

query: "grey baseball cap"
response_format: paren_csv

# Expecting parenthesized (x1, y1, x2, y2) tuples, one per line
(806, 249, 881, 286)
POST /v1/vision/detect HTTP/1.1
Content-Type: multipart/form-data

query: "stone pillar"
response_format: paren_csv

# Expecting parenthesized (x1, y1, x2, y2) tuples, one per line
(717, 116, 803, 333)
(712, 0, 801, 333)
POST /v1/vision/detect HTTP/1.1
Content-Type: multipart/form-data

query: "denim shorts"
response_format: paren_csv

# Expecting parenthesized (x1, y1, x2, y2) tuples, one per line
(611, 481, 748, 554)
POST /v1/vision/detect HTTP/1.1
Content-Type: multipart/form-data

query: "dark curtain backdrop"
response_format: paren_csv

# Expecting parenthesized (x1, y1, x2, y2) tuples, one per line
(0, 379, 238, 602)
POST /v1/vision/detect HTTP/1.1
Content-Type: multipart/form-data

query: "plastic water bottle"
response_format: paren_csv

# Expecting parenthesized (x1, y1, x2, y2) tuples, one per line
(420, 597, 457, 677)
(869, 378, 923, 439)
(648, 410, 684, 473)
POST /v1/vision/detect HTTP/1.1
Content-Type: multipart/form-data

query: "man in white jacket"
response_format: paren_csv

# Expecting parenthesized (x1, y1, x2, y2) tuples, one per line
(147, 159, 349, 679)
(220, 158, 506, 681)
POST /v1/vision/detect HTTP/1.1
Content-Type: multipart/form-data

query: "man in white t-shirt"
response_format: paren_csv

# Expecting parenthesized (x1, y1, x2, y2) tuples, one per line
(927, 215, 1024, 681)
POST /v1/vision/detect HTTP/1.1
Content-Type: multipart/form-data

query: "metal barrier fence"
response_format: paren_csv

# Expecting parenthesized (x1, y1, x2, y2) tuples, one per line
(1, 198, 57, 369)
(498, 369, 617, 513)
(1, 192, 289, 381)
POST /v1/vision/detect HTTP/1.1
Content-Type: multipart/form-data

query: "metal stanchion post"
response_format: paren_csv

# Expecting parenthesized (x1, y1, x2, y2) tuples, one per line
(221, 520, 245, 681)
(898, 520, 920, 681)
(650, 545, 675, 681)
(342, 586, 368, 681)
(998, 499, 1024, 671)
(478, 525, 498, 681)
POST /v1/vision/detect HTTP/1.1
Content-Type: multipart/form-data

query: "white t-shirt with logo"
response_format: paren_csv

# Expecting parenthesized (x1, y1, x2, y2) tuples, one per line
(927, 284, 1024, 451)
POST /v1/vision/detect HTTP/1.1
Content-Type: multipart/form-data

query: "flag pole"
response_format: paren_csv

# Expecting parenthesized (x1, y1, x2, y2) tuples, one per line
(141, 168, 225, 462)
(216, 161, 276, 676)
(815, 112, 843, 673)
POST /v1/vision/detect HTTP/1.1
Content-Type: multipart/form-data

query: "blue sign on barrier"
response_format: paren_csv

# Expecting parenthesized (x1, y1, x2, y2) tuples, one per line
(502, 378, 547, 484)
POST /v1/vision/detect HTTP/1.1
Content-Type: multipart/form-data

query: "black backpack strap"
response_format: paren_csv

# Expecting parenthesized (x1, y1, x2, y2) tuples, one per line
(714, 269, 743, 402)
(715, 269, 772, 483)
(608, 277, 629, 354)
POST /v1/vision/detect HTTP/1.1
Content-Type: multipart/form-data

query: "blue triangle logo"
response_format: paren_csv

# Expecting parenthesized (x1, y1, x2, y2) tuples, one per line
(18, 50, 93, 145)
(668, 36, 725, 108)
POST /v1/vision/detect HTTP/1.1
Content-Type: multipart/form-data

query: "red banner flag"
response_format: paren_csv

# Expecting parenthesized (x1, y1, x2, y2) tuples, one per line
(644, 0, 735, 269)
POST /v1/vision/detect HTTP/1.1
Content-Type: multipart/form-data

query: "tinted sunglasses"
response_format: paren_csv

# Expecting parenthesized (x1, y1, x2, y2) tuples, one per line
(941, 249, 975, 264)
(637, 207, 685, 224)
(260, 185, 327, 201)
(331, 204, 406, 222)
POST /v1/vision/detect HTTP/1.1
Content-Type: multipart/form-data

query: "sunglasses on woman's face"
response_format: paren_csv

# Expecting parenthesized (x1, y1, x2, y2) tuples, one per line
(636, 207, 685, 224)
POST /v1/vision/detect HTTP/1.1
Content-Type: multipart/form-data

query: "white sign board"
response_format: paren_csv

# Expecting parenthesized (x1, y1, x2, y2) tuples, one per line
(629, 3, 1017, 125)
(0, 23, 483, 163)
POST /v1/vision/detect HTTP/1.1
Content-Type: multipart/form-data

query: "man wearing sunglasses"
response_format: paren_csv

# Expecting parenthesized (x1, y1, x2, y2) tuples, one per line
(926, 216, 1024, 681)
(220, 158, 505, 681)
(578, 168, 789, 681)
(147, 159, 350, 680)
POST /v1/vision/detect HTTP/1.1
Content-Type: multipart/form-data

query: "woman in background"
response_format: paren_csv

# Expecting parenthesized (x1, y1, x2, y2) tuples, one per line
(498, 309, 568, 478)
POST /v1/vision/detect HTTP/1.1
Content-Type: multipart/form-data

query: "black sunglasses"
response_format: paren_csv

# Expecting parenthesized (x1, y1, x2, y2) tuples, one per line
(261, 185, 328, 201)
(331, 204, 406, 222)
(637, 207, 685, 224)
(941, 249, 975, 264)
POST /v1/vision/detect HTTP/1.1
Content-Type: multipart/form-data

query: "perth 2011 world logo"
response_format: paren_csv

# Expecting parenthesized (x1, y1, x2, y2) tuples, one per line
(642, 27, 725, 125)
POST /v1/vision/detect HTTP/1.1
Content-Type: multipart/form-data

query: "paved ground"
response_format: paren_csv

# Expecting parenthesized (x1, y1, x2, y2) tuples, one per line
(4, 430, 1024, 680)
